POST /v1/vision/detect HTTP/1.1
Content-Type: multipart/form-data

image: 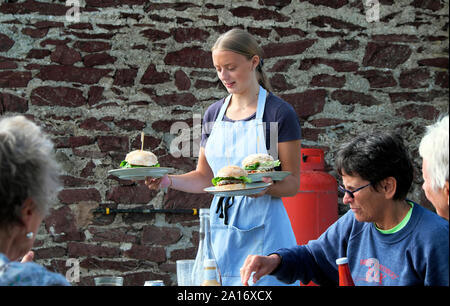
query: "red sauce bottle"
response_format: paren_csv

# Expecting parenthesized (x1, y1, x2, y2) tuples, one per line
(336, 257, 355, 286)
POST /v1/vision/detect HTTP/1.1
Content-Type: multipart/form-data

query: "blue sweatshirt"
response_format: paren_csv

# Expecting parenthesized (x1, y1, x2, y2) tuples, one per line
(272, 202, 449, 286)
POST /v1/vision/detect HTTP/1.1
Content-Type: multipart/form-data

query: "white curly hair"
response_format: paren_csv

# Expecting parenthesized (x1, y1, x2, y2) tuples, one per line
(419, 115, 449, 191)
(0, 115, 62, 227)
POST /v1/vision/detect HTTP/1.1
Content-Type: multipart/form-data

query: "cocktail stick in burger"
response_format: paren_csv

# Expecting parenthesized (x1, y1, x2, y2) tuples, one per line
(120, 150, 160, 168)
(242, 153, 280, 173)
(211, 165, 252, 191)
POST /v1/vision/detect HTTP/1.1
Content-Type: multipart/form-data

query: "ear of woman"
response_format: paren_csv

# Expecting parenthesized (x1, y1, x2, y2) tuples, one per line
(20, 198, 36, 227)
(445, 181, 449, 206)
(381, 177, 397, 200)
(251, 55, 260, 70)
(20, 198, 43, 241)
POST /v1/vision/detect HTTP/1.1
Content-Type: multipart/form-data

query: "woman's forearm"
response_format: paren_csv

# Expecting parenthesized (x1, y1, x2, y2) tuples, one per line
(167, 147, 214, 194)
(266, 174, 300, 198)
(169, 170, 213, 194)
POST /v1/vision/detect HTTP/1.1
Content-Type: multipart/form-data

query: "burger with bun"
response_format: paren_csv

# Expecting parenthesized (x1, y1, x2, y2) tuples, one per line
(212, 165, 252, 191)
(242, 153, 280, 173)
(120, 150, 160, 168)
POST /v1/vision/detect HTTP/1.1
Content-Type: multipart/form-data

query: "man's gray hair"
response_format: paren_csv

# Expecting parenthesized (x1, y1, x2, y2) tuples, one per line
(419, 114, 449, 191)
(0, 115, 62, 227)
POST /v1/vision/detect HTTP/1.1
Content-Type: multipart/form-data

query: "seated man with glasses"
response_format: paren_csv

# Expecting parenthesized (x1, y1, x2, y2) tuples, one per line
(240, 131, 449, 286)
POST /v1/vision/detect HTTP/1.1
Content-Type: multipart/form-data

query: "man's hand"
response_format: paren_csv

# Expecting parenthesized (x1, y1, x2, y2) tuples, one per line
(240, 254, 281, 286)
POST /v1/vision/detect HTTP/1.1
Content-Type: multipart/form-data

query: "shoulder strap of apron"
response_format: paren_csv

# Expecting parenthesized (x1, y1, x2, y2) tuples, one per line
(216, 95, 232, 122)
(217, 86, 267, 123)
(255, 86, 267, 121)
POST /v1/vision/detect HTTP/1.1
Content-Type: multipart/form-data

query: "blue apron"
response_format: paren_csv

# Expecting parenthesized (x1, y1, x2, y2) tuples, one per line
(204, 86, 298, 286)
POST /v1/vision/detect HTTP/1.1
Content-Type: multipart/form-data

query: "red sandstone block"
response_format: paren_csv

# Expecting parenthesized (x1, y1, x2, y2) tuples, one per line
(395, 103, 439, 120)
(37, 65, 111, 84)
(0, 34, 15, 52)
(106, 184, 156, 204)
(140, 64, 170, 85)
(142, 225, 182, 246)
(123, 245, 166, 262)
(356, 70, 397, 88)
(281, 89, 327, 120)
(58, 188, 102, 204)
(73, 41, 111, 53)
(80, 117, 111, 131)
(263, 40, 317, 58)
(0, 0, 68, 16)
(331, 90, 380, 106)
(230, 6, 289, 22)
(363, 42, 412, 69)
(97, 136, 129, 152)
(300, 0, 348, 9)
(164, 47, 213, 68)
(171, 28, 210, 43)
(310, 74, 346, 88)
(67, 242, 120, 258)
(115, 119, 146, 131)
(31, 86, 86, 107)
(0, 71, 32, 88)
(83, 52, 116, 67)
(0, 92, 28, 113)
(399, 68, 431, 89)
(113, 69, 138, 87)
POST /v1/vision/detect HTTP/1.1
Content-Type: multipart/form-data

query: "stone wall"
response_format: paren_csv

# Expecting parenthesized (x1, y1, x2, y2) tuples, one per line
(0, 0, 448, 285)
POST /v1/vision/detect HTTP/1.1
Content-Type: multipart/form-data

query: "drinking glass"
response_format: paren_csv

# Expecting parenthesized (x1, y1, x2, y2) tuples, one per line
(94, 276, 124, 286)
(176, 259, 194, 286)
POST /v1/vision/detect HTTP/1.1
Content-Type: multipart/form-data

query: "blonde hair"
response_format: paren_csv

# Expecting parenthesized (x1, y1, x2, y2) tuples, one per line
(212, 29, 273, 92)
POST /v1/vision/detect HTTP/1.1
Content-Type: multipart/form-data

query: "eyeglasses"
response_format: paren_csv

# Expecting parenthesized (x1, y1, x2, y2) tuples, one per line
(338, 183, 371, 198)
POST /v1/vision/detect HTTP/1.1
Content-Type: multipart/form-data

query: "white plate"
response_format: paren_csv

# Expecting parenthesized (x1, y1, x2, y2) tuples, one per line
(204, 182, 272, 197)
(108, 167, 174, 180)
(247, 171, 291, 182)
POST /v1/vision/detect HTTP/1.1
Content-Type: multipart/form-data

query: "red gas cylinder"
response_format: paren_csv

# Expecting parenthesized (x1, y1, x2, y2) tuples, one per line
(282, 148, 338, 285)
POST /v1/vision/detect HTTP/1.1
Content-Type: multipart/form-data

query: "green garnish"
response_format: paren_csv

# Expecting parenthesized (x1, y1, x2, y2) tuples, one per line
(120, 160, 160, 168)
(244, 160, 280, 171)
(211, 176, 252, 186)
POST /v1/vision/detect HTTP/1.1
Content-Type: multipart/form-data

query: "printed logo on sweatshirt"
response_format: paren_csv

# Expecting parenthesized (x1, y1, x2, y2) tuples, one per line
(358, 258, 399, 284)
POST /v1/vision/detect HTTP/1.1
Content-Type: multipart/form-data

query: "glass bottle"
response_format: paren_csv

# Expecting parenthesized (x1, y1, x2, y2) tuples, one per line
(191, 208, 222, 286)
(201, 259, 221, 286)
(336, 257, 355, 286)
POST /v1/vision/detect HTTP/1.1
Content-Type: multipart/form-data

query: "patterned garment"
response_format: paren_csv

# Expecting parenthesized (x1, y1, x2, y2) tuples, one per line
(0, 253, 70, 286)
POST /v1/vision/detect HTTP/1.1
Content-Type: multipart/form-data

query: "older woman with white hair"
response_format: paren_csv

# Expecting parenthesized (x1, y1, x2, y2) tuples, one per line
(0, 115, 69, 285)
(419, 115, 449, 220)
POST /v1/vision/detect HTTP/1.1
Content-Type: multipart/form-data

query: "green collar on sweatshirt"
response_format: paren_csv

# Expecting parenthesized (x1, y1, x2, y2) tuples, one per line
(375, 201, 414, 234)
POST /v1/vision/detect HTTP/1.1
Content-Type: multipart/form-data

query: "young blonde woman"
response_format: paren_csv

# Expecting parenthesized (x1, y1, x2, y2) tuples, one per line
(146, 29, 302, 285)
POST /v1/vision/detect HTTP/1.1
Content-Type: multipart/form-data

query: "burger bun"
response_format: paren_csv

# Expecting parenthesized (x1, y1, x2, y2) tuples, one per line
(217, 165, 248, 178)
(125, 150, 158, 167)
(214, 183, 246, 191)
(242, 153, 274, 168)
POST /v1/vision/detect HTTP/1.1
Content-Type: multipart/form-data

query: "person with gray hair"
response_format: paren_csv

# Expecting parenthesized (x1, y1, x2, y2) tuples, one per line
(0, 115, 69, 285)
(419, 114, 449, 220)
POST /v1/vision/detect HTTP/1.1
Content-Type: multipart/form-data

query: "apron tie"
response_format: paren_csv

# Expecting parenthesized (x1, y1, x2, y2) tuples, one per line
(215, 196, 234, 225)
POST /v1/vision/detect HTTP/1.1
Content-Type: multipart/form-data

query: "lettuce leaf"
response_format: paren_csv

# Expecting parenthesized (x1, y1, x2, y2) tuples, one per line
(261, 160, 281, 168)
(120, 160, 160, 168)
(244, 160, 280, 171)
(211, 176, 252, 186)
(244, 162, 260, 171)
